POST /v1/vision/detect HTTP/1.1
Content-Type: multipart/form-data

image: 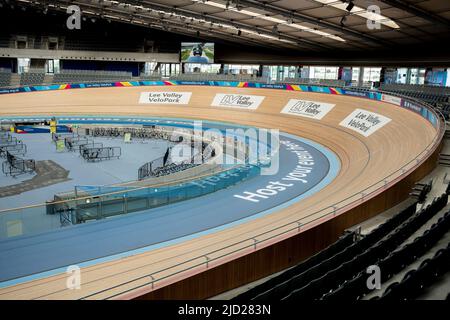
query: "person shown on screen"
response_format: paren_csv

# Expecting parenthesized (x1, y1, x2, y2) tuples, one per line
(187, 44, 209, 63)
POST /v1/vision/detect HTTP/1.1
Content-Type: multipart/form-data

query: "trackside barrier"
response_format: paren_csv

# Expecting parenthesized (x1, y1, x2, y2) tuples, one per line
(63, 164, 260, 224)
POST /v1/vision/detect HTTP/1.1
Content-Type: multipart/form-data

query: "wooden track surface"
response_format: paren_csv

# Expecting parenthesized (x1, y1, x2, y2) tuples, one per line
(0, 86, 438, 299)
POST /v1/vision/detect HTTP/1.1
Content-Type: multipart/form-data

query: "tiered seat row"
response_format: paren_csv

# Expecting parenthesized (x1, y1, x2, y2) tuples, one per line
(233, 201, 419, 300)
(53, 69, 132, 84)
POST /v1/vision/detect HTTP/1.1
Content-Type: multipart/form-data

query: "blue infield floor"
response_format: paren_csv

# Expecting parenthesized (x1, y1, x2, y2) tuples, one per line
(0, 116, 340, 286)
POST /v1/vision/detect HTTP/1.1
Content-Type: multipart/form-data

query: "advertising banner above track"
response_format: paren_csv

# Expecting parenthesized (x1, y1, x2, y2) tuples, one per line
(211, 93, 265, 110)
(280, 99, 335, 120)
(139, 92, 192, 104)
(340, 108, 392, 137)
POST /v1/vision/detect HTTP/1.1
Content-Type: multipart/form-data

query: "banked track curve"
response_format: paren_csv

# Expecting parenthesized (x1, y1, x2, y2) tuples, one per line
(0, 84, 442, 299)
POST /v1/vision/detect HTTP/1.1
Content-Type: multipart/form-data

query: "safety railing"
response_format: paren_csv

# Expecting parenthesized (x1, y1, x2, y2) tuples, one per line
(77, 92, 446, 300)
(0, 160, 264, 238)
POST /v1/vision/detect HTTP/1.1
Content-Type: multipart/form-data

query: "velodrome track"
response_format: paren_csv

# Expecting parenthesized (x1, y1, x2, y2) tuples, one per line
(0, 84, 442, 299)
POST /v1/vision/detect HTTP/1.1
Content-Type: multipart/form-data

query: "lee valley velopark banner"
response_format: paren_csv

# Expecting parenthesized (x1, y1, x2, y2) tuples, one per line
(139, 92, 192, 104)
(211, 93, 265, 110)
(280, 99, 335, 120)
(340, 108, 392, 137)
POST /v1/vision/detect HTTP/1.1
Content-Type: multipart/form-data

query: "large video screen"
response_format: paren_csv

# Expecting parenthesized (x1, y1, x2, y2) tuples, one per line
(181, 42, 214, 64)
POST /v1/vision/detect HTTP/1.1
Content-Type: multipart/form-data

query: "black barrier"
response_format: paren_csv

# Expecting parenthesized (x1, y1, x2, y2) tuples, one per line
(52, 132, 77, 143)
(64, 136, 90, 151)
(0, 136, 19, 147)
(0, 142, 27, 157)
(81, 146, 121, 162)
(79, 142, 103, 155)
(2, 151, 35, 176)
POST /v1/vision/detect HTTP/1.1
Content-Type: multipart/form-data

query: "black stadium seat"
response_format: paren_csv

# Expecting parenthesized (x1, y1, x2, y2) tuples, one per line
(232, 231, 356, 300)
(282, 195, 447, 301)
(323, 206, 450, 300)
(240, 201, 418, 301)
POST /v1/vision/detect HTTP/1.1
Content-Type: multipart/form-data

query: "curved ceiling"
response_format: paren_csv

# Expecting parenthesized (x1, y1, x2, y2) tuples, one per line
(4, 0, 450, 52)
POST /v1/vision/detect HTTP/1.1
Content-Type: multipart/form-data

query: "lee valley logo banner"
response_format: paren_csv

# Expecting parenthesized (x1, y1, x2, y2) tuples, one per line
(381, 94, 402, 106)
(340, 108, 391, 137)
(139, 92, 192, 104)
(211, 94, 265, 110)
(280, 99, 335, 120)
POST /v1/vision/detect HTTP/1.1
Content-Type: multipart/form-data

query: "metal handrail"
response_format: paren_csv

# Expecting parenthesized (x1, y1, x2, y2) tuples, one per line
(79, 90, 446, 300)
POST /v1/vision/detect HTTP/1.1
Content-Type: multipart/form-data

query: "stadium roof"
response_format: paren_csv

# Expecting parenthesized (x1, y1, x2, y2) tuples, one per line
(5, 0, 450, 52)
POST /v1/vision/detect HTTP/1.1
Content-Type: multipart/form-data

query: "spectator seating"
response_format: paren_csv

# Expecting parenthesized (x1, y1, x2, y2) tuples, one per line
(169, 73, 268, 83)
(379, 83, 450, 106)
(140, 74, 163, 81)
(282, 194, 447, 301)
(323, 209, 450, 300)
(19, 70, 45, 86)
(280, 78, 346, 87)
(234, 200, 418, 300)
(0, 69, 11, 87)
(232, 231, 356, 300)
(378, 238, 450, 300)
(53, 69, 133, 84)
(437, 102, 450, 120)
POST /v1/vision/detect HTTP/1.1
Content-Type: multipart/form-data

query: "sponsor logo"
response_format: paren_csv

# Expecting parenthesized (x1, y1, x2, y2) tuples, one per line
(344, 90, 368, 97)
(402, 100, 422, 114)
(340, 108, 391, 137)
(281, 99, 335, 120)
(211, 93, 265, 110)
(139, 92, 192, 104)
(381, 94, 402, 106)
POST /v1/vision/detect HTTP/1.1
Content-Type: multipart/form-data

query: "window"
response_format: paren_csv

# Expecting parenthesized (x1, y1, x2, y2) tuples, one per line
(46, 60, 54, 74)
(17, 58, 30, 74)
(225, 64, 259, 75)
(144, 61, 158, 75)
(310, 66, 339, 80)
(409, 68, 419, 85)
(185, 63, 221, 73)
(352, 67, 360, 82)
(363, 67, 381, 82)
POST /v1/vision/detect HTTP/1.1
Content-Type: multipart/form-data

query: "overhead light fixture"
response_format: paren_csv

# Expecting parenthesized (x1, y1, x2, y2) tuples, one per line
(314, 0, 399, 29)
(346, 1, 354, 12)
(340, 15, 347, 27)
(203, 1, 346, 41)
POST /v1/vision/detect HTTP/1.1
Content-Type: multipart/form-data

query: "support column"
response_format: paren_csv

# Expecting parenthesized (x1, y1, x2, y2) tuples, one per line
(358, 67, 364, 87)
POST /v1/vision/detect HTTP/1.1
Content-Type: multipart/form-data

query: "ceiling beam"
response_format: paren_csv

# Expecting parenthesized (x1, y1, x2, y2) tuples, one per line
(378, 0, 450, 28)
(237, 0, 394, 47)
(18, 1, 301, 52)
(131, 0, 335, 50)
